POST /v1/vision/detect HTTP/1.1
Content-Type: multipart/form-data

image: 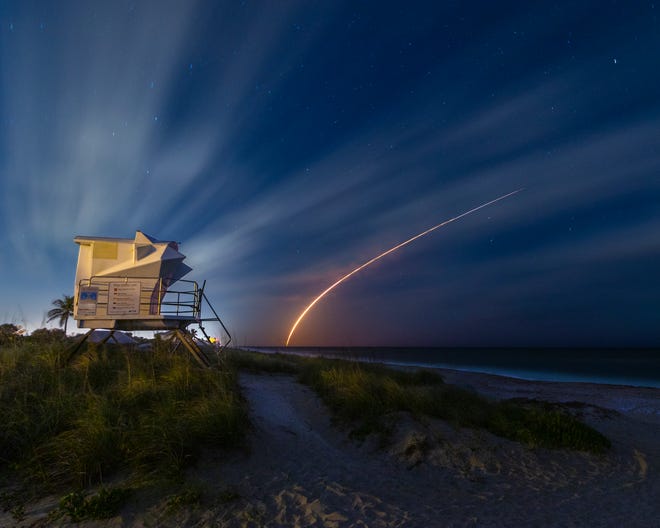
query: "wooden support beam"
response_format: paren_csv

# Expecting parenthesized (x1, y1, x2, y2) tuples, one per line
(174, 329, 211, 368)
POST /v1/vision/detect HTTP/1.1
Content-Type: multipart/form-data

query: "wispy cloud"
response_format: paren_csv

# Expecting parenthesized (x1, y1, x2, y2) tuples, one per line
(1, 2, 658, 344)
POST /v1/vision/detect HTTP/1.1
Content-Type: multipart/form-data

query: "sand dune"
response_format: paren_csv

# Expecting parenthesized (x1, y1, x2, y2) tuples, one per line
(4, 370, 659, 527)
(176, 372, 659, 527)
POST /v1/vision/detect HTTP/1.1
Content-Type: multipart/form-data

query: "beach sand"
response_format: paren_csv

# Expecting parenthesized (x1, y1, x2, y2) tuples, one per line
(4, 369, 659, 527)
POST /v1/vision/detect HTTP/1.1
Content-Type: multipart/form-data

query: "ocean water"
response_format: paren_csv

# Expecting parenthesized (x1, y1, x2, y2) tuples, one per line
(242, 346, 660, 389)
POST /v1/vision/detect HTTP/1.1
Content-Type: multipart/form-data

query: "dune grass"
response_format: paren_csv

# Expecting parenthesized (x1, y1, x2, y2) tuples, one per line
(0, 339, 248, 496)
(226, 349, 610, 453)
(225, 348, 300, 374)
(0, 338, 610, 507)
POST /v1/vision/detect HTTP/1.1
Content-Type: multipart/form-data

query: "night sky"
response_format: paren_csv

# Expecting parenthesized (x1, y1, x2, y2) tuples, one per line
(1, 1, 659, 347)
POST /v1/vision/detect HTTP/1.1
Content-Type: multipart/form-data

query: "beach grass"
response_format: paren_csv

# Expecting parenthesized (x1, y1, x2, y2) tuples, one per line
(226, 348, 300, 374)
(55, 486, 132, 522)
(0, 339, 611, 512)
(0, 339, 248, 496)
(226, 349, 610, 453)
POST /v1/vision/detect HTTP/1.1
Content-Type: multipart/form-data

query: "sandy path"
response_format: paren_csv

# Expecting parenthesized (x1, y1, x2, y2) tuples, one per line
(203, 373, 431, 527)
(188, 373, 660, 528)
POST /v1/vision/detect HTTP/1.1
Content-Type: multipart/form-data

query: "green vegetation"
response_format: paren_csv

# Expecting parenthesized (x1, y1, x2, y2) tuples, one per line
(0, 338, 248, 497)
(56, 486, 132, 522)
(0, 323, 22, 347)
(225, 348, 300, 374)
(165, 482, 204, 513)
(225, 349, 610, 453)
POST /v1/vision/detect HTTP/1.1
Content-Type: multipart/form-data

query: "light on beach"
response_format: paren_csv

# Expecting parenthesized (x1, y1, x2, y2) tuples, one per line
(285, 189, 523, 346)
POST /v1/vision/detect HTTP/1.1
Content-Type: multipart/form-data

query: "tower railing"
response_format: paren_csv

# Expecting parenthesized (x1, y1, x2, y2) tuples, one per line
(73, 276, 231, 367)
(76, 276, 202, 319)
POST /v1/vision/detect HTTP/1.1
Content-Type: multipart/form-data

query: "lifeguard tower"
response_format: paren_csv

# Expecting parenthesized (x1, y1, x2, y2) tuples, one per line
(69, 231, 230, 367)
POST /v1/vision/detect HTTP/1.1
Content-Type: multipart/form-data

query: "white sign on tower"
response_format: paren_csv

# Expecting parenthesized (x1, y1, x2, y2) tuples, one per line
(107, 282, 141, 315)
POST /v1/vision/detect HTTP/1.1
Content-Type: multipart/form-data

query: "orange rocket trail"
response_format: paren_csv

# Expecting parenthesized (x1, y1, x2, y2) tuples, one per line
(285, 189, 523, 346)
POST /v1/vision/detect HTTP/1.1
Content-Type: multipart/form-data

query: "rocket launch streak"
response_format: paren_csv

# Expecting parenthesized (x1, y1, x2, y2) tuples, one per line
(285, 189, 523, 346)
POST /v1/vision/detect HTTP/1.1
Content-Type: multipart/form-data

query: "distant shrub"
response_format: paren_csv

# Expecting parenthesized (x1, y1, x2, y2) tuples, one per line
(224, 349, 299, 374)
(28, 328, 67, 344)
(0, 323, 21, 346)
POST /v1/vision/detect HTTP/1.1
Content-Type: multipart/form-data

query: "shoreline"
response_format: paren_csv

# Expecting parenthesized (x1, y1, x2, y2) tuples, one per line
(239, 346, 660, 389)
(383, 360, 660, 389)
(425, 366, 660, 425)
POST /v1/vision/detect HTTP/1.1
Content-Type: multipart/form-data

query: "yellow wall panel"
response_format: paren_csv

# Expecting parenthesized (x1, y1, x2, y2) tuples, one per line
(93, 241, 118, 259)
